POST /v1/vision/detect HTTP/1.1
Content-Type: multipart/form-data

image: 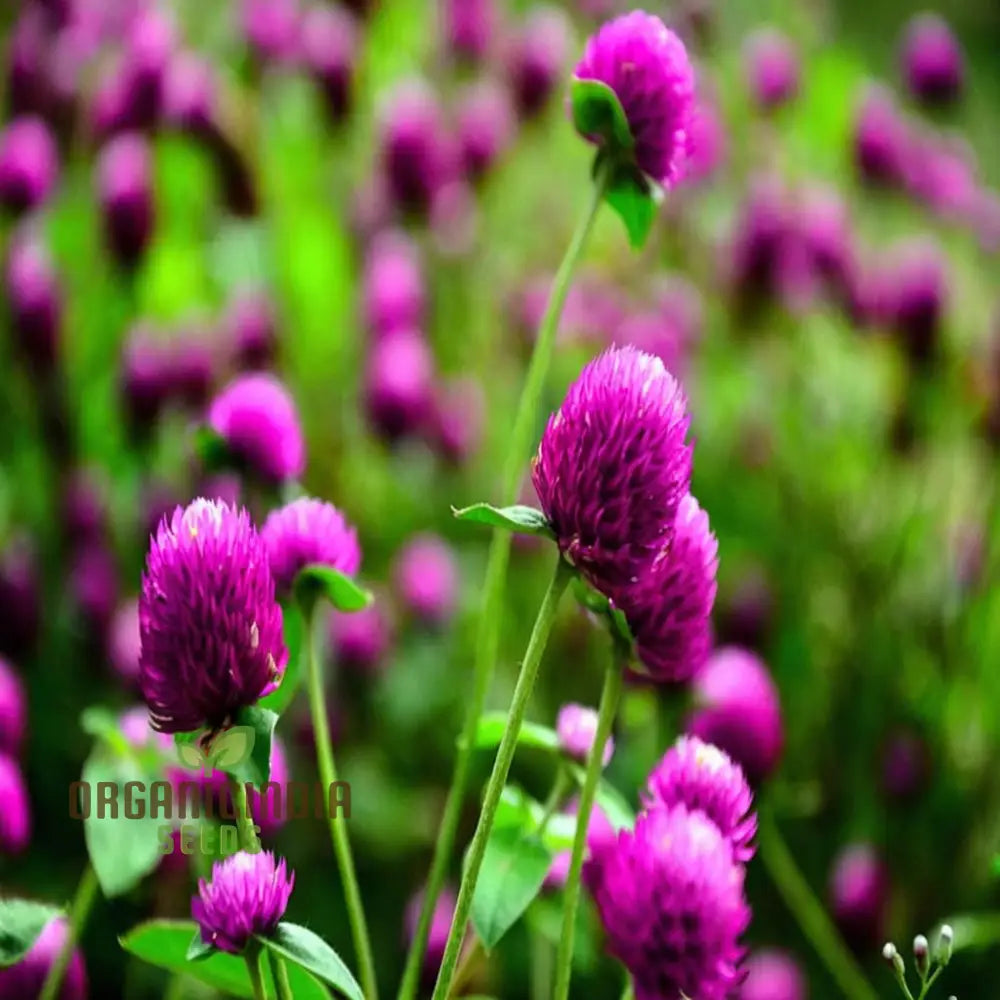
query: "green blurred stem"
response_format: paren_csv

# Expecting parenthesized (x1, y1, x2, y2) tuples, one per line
(267, 948, 295, 1000)
(430, 557, 573, 1000)
(304, 600, 379, 1000)
(758, 810, 879, 1000)
(620, 979, 635, 1000)
(245, 944, 267, 1000)
(39, 864, 99, 1000)
(230, 776, 262, 853)
(537, 766, 571, 835)
(398, 153, 610, 1000)
(552, 651, 624, 1000)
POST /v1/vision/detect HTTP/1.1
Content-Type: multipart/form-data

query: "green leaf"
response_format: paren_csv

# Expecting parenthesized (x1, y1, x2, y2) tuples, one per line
(465, 712, 559, 754)
(605, 163, 656, 250)
(570, 79, 634, 153)
(451, 503, 554, 539)
(259, 922, 364, 1000)
(193, 425, 235, 473)
(226, 708, 278, 788)
(294, 565, 372, 613)
(0, 899, 63, 967)
(80, 706, 131, 758)
(471, 822, 553, 949)
(185, 931, 214, 962)
(120, 919, 331, 999)
(259, 600, 305, 716)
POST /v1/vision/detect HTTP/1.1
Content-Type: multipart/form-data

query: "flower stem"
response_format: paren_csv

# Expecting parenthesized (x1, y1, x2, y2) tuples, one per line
(39, 863, 99, 1000)
(267, 948, 295, 1000)
(398, 153, 609, 1000)
(552, 652, 623, 1000)
(230, 776, 262, 853)
(245, 945, 268, 1000)
(537, 766, 571, 836)
(758, 810, 879, 1000)
(304, 602, 379, 1000)
(429, 557, 573, 1000)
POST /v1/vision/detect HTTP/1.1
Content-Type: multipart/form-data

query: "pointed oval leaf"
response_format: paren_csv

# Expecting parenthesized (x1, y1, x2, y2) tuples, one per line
(0, 899, 63, 967)
(294, 565, 372, 614)
(452, 503, 554, 539)
(570, 78, 634, 153)
(259, 922, 364, 1000)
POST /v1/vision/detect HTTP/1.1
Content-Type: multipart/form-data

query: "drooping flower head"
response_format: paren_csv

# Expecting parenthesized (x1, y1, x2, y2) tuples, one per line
(208, 373, 306, 483)
(532, 346, 692, 601)
(261, 497, 362, 597)
(393, 533, 458, 626)
(556, 703, 614, 767)
(573, 11, 695, 188)
(139, 499, 286, 733)
(0, 752, 31, 854)
(0, 116, 58, 213)
(828, 842, 889, 954)
(0, 657, 26, 756)
(644, 736, 756, 861)
(0, 917, 87, 1000)
(584, 803, 750, 1000)
(192, 850, 294, 954)
(743, 27, 800, 110)
(739, 949, 807, 1000)
(900, 13, 964, 106)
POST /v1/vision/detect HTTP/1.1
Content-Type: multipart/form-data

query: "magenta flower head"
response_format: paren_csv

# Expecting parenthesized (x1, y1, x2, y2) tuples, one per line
(362, 230, 425, 337)
(0, 116, 58, 213)
(457, 80, 516, 182)
(442, 0, 497, 64)
(0, 534, 41, 660)
(0, 916, 87, 999)
(330, 601, 393, 673)
(744, 28, 800, 111)
(828, 842, 890, 953)
(584, 803, 750, 1000)
(208, 373, 306, 484)
(739, 949, 807, 1000)
(139, 499, 286, 732)
(261, 497, 361, 598)
(644, 735, 756, 862)
(108, 597, 142, 687)
(0, 656, 26, 756)
(120, 5, 175, 127)
(121, 324, 172, 433)
(70, 540, 119, 637)
(428, 376, 484, 464)
(880, 728, 930, 802)
(242, 0, 301, 63)
(901, 14, 964, 106)
(5, 233, 62, 375)
(394, 533, 458, 626)
(887, 237, 947, 367)
(684, 95, 727, 184)
(853, 85, 909, 187)
(688, 646, 783, 784)
(300, 5, 358, 122)
(0, 752, 31, 854)
(532, 346, 692, 600)
(163, 52, 217, 134)
(556, 703, 614, 766)
(97, 131, 154, 267)
(193, 850, 294, 954)
(573, 11, 695, 188)
(227, 292, 278, 371)
(364, 329, 435, 441)
(507, 6, 570, 119)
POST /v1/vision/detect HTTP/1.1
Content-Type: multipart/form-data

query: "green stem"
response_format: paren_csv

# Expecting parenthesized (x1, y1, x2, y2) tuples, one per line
(245, 946, 268, 1000)
(39, 864, 99, 1000)
(537, 766, 571, 836)
(230, 776, 262, 853)
(429, 558, 573, 1000)
(267, 949, 295, 1000)
(915, 966, 943, 1000)
(398, 153, 609, 1000)
(620, 979, 635, 1000)
(304, 601, 379, 1000)
(552, 653, 624, 1000)
(758, 810, 879, 1000)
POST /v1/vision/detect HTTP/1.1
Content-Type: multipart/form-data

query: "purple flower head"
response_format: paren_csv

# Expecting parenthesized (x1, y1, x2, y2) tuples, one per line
(163, 52, 216, 133)
(139, 499, 287, 732)
(717, 565, 774, 650)
(330, 600, 393, 673)
(97, 131, 154, 266)
(545, 799, 615, 890)
(119, 5, 174, 126)
(70, 540, 119, 636)
(7, 10, 50, 120)
(300, 5, 358, 121)
(5, 233, 61, 374)
(880, 729, 930, 802)
(739, 949, 807, 1000)
(457, 80, 516, 181)
(903, 132, 978, 220)
(208, 373, 306, 484)
(226, 292, 277, 371)
(644, 735, 756, 862)
(193, 850, 294, 954)
(364, 329, 435, 441)
(429, 179, 478, 258)
(362, 231, 425, 337)
(428, 376, 484, 464)
(121, 324, 172, 432)
(573, 11, 695, 187)
(169, 329, 217, 408)
(507, 6, 569, 119)
(688, 646, 783, 784)
(853, 85, 908, 187)
(261, 497, 361, 597)
(0, 657, 27, 757)
(108, 597, 142, 687)
(394, 533, 458, 626)
(584, 803, 750, 1000)
(62, 468, 107, 546)
(0, 752, 31, 854)
(887, 237, 947, 368)
(242, 0, 301, 63)
(532, 346, 692, 600)
(744, 28, 800, 110)
(442, 0, 497, 64)
(556, 702, 614, 767)
(0, 535, 41, 660)
(0, 116, 59, 213)
(901, 14, 963, 105)
(727, 174, 791, 311)
(828, 843, 889, 953)
(405, 885, 458, 981)
(0, 917, 87, 1000)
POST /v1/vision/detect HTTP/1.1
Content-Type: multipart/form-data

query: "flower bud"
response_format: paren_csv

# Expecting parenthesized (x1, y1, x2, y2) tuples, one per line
(937, 924, 953, 965)
(913, 934, 929, 977)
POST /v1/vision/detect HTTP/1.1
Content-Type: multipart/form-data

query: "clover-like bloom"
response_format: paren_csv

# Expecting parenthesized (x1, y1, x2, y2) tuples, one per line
(901, 13, 963, 105)
(853, 86, 909, 188)
(0, 917, 87, 1000)
(208, 373, 306, 483)
(556, 703, 614, 767)
(533, 346, 692, 601)
(226, 292, 277, 371)
(644, 736, 756, 862)
(139, 499, 286, 733)
(6, 234, 61, 375)
(300, 5, 358, 121)
(0, 752, 30, 854)
(545, 799, 615, 890)
(573, 11, 695, 187)
(0, 656, 26, 756)
(0, 116, 58, 213)
(584, 803, 750, 1000)
(507, 6, 569, 119)
(97, 131, 154, 266)
(192, 850, 294, 954)
(740, 949, 807, 1000)
(362, 231, 425, 337)
(331, 600, 393, 673)
(364, 329, 435, 441)
(457, 80, 515, 182)
(261, 497, 361, 597)
(828, 843, 889, 954)
(743, 28, 800, 110)
(405, 885, 459, 982)
(394, 533, 457, 626)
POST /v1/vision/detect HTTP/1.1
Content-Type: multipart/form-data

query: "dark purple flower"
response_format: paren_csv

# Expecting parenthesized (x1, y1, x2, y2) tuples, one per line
(362, 231, 425, 337)
(644, 735, 756, 862)
(0, 657, 27, 757)
(880, 729, 930, 802)
(394, 533, 457, 626)
(330, 601, 393, 673)
(121, 324, 172, 432)
(261, 497, 361, 597)
(573, 11, 695, 186)
(744, 28, 800, 110)
(428, 376, 484, 464)
(687, 646, 783, 784)
(62, 468, 107, 546)
(853, 86, 908, 187)
(139, 499, 286, 733)
(0, 116, 59, 213)
(193, 850, 294, 954)
(886, 237, 947, 367)
(545, 799, 615, 890)
(242, 0, 301, 63)
(0, 917, 87, 999)
(441, 0, 497, 64)
(903, 132, 978, 220)
(828, 843, 889, 954)
(97, 131, 154, 267)
(457, 80, 516, 181)
(533, 346, 692, 600)
(0, 535, 41, 660)
(506, 6, 569, 119)
(0, 752, 31, 854)
(364, 329, 436, 441)
(584, 803, 750, 1000)
(208, 373, 306, 484)
(901, 13, 963, 105)
(300, 5, 358, 121)
(226, 291, 278, 370)
(120, 5, 175, 127)
(169, 329, 217, 408)
(108, 597, 142, 687)
(716, 565, 774, 650)
(7, 10, 50, 120)
(70, 541, 120, 637)
(739, 949, 807, 1000)
(727, 174, 791, 311)
(556, 703, 614, 766)
(163, 52, 217, 133)
(5, 233, 62, 374)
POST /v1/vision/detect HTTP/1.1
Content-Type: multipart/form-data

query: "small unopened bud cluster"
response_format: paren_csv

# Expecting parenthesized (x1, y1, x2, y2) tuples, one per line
(882, 923, 955, 999)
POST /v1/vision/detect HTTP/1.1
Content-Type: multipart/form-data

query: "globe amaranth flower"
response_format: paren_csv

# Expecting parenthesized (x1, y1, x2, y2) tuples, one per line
(139, 499, 286, 733)
(97, 131, 154, 266)
(853, 85, 909, 188)
(393, 533, 458, 626)
(163, 51, 216, 134)
(108, 598, 142, 686)
(739, 949, 807, 1000)
(193, 850, 294, 954)
(70, 540, 119, 637)
(5, 233, 61, 375)
(556, 703, 614, 767)
(901, 13, 963, 105)
(644, 735, 756, 862)
(457, 80, 516, 182)
(300, 5, 358, 122)
(0, 657, 26, 757)
(242, 0, 300, 64)
(428, 376, 484, 464)
(0, 917, 87, 1000)
(208, 373, 306, 483)
(442, 0, 496, 64)
(362, 230, 425, 337)
(330, 600, 393, 673)
(623, 493, 718, 683)
(532, 346, 692, 600)
(886, 237, 947, 368)
(364, 329, 435, 441)
(828, 842, 889, 954)
(880, 728, 929, 802)
(261, 496, 362, 597)
(0, 751, 31, 854)
(743, 28, 800, 111)
(0, 116, 58, 213)
(0, 534, 40, 660)
(573, 11, 695, 188)
(506, 6, 569, 119)
(584, 803, 750, 1000)
(226, 291, 277, 371)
